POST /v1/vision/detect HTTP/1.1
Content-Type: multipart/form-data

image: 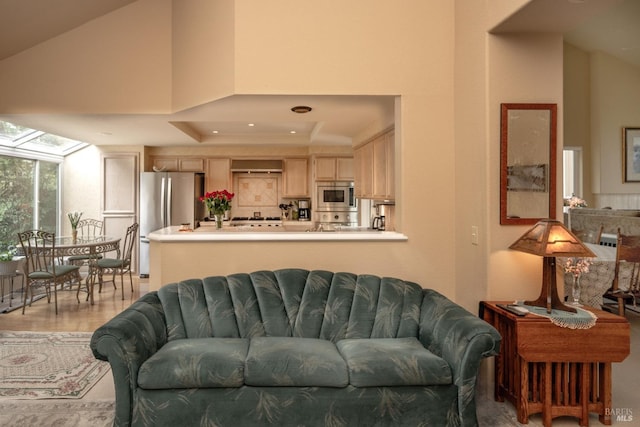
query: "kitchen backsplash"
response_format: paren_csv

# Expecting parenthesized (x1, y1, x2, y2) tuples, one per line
(231, 173, 282, 218)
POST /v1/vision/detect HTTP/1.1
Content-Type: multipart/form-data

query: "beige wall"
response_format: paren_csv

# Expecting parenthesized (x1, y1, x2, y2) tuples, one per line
(591, 51, 640, 196)
(63, 146, 103, 235)
(172, 0, 236, 111)
(563, 45, 640, 209)
(2, 0, 573, 313)
(0, 0, 172, 113)
(563, 43, 593, 203)
(487, 33, 565, 302)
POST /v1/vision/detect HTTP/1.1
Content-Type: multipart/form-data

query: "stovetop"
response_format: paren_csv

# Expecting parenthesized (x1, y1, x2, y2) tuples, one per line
(231, 216, 281, 221)
(230, 216, 283, 226)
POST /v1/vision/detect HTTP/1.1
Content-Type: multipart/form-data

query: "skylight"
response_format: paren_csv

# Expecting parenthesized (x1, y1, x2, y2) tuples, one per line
(0, 120, 88, 157)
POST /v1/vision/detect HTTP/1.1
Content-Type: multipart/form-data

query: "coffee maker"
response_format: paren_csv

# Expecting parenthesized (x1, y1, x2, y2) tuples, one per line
(372, 203, 387, 230)
(298, 199, 311, 221)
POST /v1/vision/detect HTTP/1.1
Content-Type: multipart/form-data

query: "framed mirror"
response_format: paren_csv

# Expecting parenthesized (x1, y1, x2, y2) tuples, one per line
(500, 103, 557, 225)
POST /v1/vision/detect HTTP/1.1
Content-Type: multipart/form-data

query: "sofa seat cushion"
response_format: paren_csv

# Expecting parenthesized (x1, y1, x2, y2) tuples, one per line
(138, 338, 249, 389)
(336, 337, 452, 387)
(245, 337, 349, 387)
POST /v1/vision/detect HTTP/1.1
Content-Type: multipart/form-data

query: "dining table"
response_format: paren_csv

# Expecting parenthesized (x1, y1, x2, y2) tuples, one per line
(561, 242, 629, 309)
(18, 235, 121, 305)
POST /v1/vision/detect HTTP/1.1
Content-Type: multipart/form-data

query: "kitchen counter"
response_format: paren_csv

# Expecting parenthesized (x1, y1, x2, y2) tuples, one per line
(147, 226, 409, 291)
(148, 226, 408, 242)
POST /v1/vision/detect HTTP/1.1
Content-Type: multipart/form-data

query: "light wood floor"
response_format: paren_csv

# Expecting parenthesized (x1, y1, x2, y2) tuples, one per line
(0, 276, 147, 332)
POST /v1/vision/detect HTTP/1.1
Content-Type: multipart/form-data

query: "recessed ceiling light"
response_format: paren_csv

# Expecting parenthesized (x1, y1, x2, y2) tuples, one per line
(291, 105, 312, 114)
(290, 130, 297, 134)
(212, 130, 219, 134)
(248, 123, 255, 127)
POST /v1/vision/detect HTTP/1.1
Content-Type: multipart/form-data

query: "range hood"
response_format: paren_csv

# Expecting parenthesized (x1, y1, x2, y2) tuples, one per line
(230, 159, 283, 173)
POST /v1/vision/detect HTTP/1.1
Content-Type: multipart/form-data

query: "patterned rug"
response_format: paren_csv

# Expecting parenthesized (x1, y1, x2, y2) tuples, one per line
(0, 400, 114, 426)
(0, 331, 110, 399)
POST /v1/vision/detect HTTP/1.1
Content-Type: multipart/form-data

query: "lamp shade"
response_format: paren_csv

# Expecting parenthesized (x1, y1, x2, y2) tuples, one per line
(509, 219, 595, 313)
(509, 219, 596, 258)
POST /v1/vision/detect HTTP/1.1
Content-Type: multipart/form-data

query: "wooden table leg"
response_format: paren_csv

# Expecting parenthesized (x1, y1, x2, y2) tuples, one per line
(518, 357, 529, 424)
(580, 363, 589, 426)
(600, 363, 612, 425)
(543, 362, 552, 427)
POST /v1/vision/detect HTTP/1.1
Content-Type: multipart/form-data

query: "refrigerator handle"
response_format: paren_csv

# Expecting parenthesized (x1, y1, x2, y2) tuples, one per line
(161, 176, 166, 227)
(167, 177, 173, 226)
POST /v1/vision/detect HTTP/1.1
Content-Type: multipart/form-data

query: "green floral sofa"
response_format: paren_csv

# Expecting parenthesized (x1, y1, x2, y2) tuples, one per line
(91, 269, 501, 427)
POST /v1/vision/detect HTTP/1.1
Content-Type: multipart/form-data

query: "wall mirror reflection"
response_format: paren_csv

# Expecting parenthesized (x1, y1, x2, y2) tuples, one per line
(500, 103, 557, 225)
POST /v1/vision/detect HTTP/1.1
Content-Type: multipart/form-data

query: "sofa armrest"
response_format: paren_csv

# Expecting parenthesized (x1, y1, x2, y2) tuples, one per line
(90, 292, 167, 426)
(418, 289, 501, 427)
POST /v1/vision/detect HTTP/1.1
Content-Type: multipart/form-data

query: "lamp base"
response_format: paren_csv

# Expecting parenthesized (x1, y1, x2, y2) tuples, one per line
(524, 293, 577, 314)
(525, 256, 577, 314)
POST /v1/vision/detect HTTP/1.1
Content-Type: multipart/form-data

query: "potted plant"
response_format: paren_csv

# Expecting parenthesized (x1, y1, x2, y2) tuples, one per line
(0, 243, 19, 276)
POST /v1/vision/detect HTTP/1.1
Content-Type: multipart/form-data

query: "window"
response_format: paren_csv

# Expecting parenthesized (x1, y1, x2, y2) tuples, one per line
(0, 120, 87, 156)
(563, 147, 583, 199)
(0, 155, 60, 245)
(0, 119, 86, 246)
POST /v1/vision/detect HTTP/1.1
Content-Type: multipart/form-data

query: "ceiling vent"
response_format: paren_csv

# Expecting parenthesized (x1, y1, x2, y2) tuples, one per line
(230, 159, 283, 173)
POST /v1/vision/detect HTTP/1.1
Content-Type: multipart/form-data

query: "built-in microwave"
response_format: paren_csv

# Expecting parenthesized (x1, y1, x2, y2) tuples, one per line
(316, 182, 357, 211)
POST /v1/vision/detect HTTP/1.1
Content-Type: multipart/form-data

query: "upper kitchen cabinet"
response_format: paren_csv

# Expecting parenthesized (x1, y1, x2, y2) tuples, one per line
(283, 158, 309, 197)
(314, 157, 354, 181)
(150, 157, 204, 172)
(354, 128, 394, 200)
(206, 158, 232, 192)
(151, 157, 178, 172)
(354, 143, 373, 198)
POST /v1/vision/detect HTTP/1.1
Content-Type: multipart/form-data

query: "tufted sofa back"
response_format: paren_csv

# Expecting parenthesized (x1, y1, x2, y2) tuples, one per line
(157, 269, 424, 342)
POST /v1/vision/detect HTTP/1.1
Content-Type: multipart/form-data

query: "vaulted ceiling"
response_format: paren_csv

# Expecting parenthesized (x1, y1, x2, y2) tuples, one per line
(0, 0, 637, 147)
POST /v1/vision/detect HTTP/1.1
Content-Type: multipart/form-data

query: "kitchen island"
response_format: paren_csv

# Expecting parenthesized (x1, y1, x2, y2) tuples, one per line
(147, 226, 408, 290)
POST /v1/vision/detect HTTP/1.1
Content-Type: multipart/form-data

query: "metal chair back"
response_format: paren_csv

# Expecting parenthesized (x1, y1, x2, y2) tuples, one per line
(76, 218, 104, 237)
(17, 230, 58, 276)
(121, 222, 138, 267)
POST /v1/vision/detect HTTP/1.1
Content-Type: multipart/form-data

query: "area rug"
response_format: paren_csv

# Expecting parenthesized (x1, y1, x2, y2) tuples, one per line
(0, 331, 110, 399)
(0, 400, 114, 426)
(0, 292, 47, 314)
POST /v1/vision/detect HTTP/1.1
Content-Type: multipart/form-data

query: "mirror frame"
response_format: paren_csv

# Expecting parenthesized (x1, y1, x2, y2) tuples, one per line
(500, 103, 557, 225)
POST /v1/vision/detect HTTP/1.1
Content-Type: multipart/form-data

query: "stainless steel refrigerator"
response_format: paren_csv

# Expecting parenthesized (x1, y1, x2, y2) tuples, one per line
(139, 172, 205, 277)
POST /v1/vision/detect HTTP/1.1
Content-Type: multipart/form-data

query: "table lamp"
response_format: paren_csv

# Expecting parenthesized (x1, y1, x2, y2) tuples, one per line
(509, 219, 595, 313)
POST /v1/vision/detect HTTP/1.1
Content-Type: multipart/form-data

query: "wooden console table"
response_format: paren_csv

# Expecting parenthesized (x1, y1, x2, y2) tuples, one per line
(480, 301, 630, 427)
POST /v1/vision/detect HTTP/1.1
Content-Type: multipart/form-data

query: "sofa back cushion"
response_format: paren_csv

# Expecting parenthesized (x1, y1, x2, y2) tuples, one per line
(157, 269, 423, 342)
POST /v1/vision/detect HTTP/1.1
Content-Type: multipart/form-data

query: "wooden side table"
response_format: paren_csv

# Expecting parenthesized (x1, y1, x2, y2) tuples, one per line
(480, 301, 630, 427)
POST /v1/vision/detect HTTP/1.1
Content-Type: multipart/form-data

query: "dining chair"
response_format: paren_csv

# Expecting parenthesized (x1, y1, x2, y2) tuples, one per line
(93, 222, 138, 300)
(74, 218, 104, 237)
(66, 218, 104, 301)
(597, 226, 618, 247)
(17, 230, 80, 315)
(602, 230, 640, 316)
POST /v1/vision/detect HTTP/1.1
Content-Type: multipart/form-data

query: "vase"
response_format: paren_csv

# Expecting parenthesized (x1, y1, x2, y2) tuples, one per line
(570, 275, 582, 306)
(72, 228, 78, 243)
(214, 214, 223, 229)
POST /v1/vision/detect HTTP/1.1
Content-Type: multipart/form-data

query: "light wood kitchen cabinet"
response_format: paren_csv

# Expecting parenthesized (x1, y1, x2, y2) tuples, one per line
(206, 158, 232, 191)
(150, 157, 204, 172)
(314, 157, 354, 181)
(354, 143, 373, 198)
(373, 130, 394, 199)
(151, 157, 179, 171)
(283, 158, 309, 197)
(354, 128, 394, 200)
(179, 158, 204, 172)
